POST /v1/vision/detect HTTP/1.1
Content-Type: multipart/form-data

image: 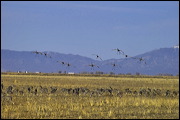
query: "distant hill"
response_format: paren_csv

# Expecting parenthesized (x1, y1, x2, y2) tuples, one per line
(103, 47, 179, 75)
(1, 46, 179, 75)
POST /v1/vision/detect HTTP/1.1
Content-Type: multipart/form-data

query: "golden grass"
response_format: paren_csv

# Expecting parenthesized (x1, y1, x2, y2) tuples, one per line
(1, 73, 179, 119)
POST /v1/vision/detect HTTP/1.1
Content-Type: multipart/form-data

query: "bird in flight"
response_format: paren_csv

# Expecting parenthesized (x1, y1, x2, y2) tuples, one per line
(57, 61, 76, 68)
(32, 51, 51, 58)
(32, 51, 43, 55)
(57, 61, 66, 65)
(88, 63, 99, 70)
(65, 62, 76, 68)
(138, 57, 146, 64)
(66, 62, 71, 67)
(112, 48, 125, 55)
(134, 57, 147, 64)
(110, 63, 121, 70)
(123, 54, 137, 60)
(92, 54, 103, 61)
(43, 52, 51, 58)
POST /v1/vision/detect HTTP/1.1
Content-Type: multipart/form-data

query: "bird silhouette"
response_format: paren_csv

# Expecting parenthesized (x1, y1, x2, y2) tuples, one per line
(112, 48, 125, 55)
(57, 61, 66, 65)
(88, 63, 99, 70)
(43, 52, 52, 58)
(32, 51, 43, 55)
(92, 54, 103, 61)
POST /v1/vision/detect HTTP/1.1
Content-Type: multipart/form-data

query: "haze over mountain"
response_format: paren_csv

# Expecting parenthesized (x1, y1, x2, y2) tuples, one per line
(1, 46, 179, 75)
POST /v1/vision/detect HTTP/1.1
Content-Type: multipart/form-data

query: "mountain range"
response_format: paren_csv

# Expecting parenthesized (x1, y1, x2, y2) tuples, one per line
(1, 46, 179, 75)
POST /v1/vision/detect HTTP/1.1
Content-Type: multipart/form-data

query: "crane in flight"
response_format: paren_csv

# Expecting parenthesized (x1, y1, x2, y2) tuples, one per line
(137, 57, 147, 64)
(32, 51, 43, 55)
(112, 48, 125, 55)
(92, 54, 103, 61)
(66, 62, 71, 67)
(32, 51, 51, 58)
(88, 63, 99, 70)
(43, 52, 52, 58)
(123, 54, 137, 60)
(122, 53, 147, 64)
(110, 63, 121, 70)
(132, 57, 147, 64)
(65, 62, 76, 68)
(57, 61, 66, 65)
(57, 61, 76, 68)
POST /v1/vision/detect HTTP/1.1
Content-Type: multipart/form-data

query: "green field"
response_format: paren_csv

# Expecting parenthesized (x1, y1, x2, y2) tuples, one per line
(1, 73, 179, 119)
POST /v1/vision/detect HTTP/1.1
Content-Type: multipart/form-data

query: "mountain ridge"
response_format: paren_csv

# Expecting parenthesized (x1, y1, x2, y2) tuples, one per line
(1, 47, 179, 75)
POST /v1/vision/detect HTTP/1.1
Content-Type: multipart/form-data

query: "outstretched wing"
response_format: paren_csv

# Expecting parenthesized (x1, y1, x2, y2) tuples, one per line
(92, 54, 103, 61)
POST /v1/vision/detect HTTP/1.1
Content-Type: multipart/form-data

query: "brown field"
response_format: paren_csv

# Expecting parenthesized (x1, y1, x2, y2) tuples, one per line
(1, 73, 179, 119)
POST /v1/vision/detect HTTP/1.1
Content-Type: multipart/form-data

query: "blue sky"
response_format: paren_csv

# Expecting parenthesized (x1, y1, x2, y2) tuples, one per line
(1, 1, 179, 60)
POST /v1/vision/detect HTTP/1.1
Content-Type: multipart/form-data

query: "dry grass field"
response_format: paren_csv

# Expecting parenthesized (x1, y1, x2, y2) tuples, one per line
(1, 73, 179, 119)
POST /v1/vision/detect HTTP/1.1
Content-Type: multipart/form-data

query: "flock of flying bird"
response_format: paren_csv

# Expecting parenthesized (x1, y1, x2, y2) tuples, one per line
(32, 48, 146, 71)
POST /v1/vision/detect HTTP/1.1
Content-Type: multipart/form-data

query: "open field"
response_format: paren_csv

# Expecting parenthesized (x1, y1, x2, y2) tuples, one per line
(1, 73, 179, 119)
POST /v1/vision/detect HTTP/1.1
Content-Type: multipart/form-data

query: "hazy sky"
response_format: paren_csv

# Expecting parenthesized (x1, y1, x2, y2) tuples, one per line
(1, 1, 179, 60)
